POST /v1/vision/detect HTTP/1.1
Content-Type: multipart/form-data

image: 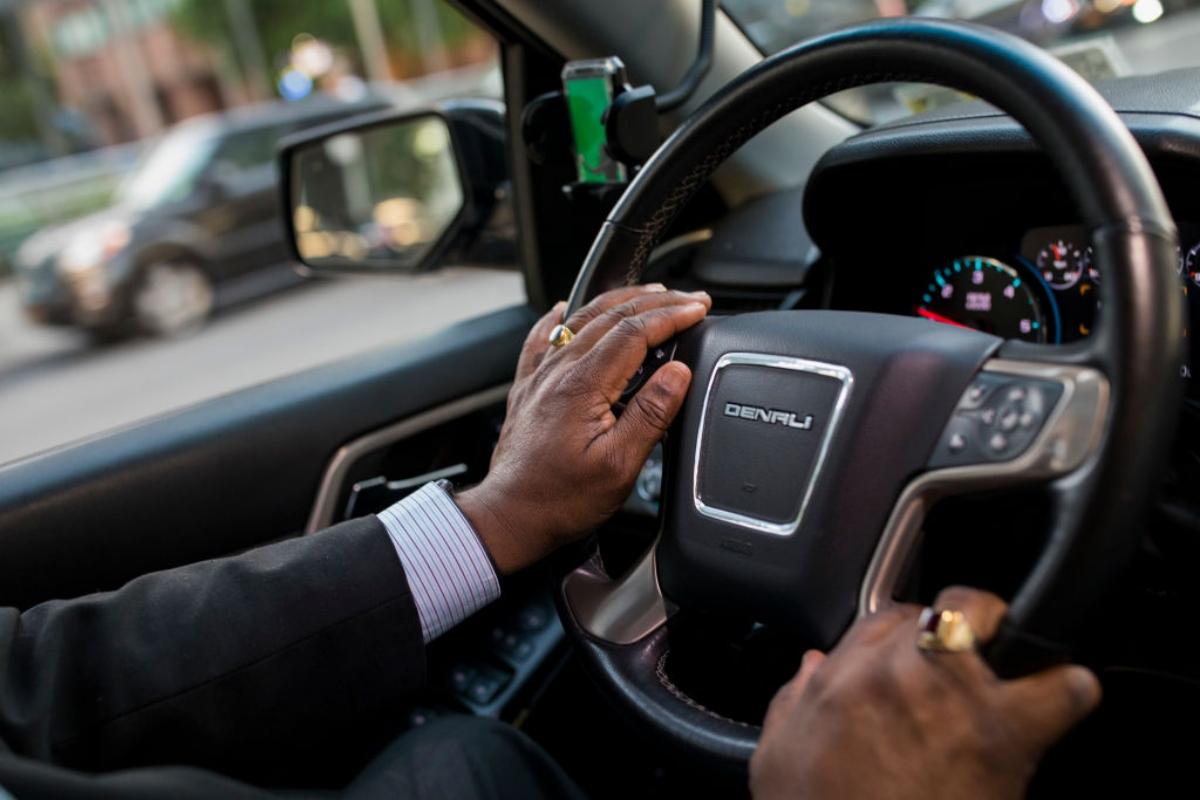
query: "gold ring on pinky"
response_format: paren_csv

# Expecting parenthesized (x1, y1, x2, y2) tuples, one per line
(916, 607, 977, 654)
(548, 323, 575, 348)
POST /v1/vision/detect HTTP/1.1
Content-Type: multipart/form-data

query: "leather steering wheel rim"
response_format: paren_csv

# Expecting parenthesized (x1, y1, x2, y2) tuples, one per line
(556, 19, 1184, 770)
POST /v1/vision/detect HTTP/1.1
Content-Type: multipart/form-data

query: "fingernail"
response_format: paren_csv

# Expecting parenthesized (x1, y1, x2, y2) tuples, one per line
(659, 362, 690, 393)
(685, 301, 708, 314)
(1066, 666, 1102, 711)
(689, 290, 710, 300)
(646, 283, 667, 292)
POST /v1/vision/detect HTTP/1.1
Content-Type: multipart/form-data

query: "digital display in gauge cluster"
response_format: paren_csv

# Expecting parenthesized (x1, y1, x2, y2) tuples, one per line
(914, 223, 1198, 388)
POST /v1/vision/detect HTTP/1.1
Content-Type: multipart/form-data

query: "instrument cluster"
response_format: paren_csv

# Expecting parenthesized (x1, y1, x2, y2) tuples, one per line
(913, 225, 1197, 378)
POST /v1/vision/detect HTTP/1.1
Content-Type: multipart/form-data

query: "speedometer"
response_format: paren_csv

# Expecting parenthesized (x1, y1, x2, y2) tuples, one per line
(1185, 241, 1200, 288)
(915, 256, 1051, 343)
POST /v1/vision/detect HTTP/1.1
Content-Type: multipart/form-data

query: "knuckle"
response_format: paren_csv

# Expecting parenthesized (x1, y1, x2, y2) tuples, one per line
(587, 288, 635, 315)
(598, 306, 627, 327)
(613, 313, 649, 340)
(631, 389, 674, 432)
(554, 365, 595, 400)
(574, 303, 602, 324)
(853, 604, 914, 643)
(935, 585, 1004, 610)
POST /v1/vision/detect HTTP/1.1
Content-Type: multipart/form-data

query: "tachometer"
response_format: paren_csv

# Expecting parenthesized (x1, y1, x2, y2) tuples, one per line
(1035, 239, 1087, 289)
(916, 256, 1051, 343)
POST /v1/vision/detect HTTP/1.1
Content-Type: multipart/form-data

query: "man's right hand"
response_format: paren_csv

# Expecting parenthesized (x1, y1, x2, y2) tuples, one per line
(456, 285, 711, 574)
(750, 586, 1102, 800)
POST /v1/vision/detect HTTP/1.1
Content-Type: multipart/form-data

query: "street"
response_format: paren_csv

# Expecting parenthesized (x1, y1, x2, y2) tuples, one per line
(0, 267, 524, 465)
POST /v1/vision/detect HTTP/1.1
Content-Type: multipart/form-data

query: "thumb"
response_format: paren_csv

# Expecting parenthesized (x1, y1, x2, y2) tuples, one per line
(1000, 665, 1102, 756)
(612, 361, 692, 465)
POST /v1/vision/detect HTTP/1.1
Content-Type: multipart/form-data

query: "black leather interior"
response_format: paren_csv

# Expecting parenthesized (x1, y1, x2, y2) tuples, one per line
(559, 18, 1184, 765)
(0, 305, 535, 610)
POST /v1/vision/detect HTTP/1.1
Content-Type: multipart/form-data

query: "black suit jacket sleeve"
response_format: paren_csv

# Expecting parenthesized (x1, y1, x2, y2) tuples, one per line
(0, 515, 426, 782)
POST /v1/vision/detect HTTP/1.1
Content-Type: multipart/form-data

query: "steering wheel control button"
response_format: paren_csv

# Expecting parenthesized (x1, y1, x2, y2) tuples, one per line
(928, 373, 1065, 468)
(961, 381, 994, 409)
(617, 340, 678, 411)
(694, 353, 853, 535)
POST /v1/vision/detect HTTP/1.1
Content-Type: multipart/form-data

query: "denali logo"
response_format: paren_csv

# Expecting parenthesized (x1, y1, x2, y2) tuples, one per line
(723, 402, 814, 430)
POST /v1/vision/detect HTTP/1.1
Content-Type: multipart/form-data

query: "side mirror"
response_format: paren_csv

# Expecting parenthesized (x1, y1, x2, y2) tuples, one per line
(279, 104, 507, 276)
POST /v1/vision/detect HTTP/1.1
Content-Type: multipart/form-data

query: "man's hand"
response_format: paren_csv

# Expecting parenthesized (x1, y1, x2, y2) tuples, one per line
(456, 285, 711, 574)
(750, 587, 1101, 800)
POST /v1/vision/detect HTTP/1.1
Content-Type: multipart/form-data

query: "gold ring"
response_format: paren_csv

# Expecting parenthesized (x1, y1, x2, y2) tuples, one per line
(548, 323, 575, 348)
(916, 607, 976, 653)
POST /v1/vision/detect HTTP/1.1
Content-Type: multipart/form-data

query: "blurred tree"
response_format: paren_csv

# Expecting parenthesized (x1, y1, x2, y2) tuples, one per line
(170, 0, 481, 89)
(173, 0, 354, 64)
(378, 0, 481, 61)
(0, 11, 45, 145)
(0, 80, 40, 143)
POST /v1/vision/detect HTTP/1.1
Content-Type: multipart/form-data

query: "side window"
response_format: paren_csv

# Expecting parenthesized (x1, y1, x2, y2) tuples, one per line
(0, 1, 520, 465)
(210, 126, 283, 177)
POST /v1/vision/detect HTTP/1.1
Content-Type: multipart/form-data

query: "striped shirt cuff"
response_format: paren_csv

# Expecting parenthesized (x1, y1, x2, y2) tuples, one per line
(377, 482, 501, 642)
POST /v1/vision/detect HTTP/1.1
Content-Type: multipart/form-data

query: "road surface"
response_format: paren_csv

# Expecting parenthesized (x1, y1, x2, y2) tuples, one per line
(0, 267, 525, 465)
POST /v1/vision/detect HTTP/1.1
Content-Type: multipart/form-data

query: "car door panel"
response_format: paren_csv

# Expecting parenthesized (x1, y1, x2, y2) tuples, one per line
(210, 165, 288, 276)
(0, 303, 535, 610)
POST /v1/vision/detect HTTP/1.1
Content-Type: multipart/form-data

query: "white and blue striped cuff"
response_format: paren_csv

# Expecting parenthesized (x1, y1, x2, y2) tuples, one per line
(377, 482, 501, 642)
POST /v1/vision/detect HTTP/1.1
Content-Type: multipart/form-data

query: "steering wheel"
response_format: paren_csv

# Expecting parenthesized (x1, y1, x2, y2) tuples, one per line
(555, 19, 1183, 769)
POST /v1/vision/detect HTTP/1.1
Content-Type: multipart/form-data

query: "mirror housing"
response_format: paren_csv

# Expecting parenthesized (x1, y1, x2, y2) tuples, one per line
(278, 100, 510, 276)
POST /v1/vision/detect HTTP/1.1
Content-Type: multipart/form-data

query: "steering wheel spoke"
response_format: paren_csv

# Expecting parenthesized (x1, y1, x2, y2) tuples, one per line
(562, 545, 672, 645)
(859, 358, 1109, 616)
(925, 359, 1109, 479)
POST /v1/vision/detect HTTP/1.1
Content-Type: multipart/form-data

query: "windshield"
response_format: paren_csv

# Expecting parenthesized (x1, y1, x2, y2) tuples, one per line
(117, 122, 219, 210)
(723, 0, 1194, 124)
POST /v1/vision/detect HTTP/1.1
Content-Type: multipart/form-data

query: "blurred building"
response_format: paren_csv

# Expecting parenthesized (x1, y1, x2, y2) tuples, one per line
(22, 0, 247, 146)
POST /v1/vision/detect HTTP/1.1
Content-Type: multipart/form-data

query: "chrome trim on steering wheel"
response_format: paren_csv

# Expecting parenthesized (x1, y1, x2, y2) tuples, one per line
(693, 352, 854, 536)
(858, 358, 1109, 617)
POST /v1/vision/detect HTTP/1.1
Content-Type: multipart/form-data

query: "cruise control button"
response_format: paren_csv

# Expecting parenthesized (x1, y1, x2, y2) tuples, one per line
(948, 432, 967, 453)
(998, 410, 1019, 431)
(989, 433, 1008, 452)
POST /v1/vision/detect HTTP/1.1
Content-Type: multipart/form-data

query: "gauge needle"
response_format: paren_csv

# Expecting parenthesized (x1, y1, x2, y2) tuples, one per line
(916, 307, 972, 330)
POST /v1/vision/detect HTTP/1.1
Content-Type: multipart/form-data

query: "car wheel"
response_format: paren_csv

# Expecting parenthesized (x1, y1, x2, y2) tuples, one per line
(132, 260, 214, 337)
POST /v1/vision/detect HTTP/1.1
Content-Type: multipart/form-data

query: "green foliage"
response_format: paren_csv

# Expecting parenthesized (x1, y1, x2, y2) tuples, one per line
(377, 0, 480, 56)
(169, 0, 479, 78)
(172, 0, 352, 66)
(0, 79, 42, 142)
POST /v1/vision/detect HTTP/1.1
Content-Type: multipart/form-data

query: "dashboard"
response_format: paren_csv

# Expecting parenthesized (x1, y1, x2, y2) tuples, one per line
(800, 102, 1200, 400)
